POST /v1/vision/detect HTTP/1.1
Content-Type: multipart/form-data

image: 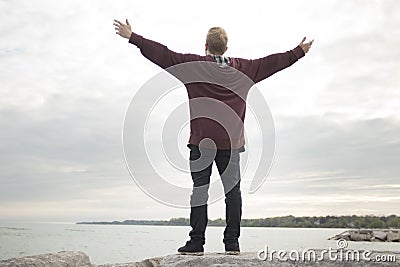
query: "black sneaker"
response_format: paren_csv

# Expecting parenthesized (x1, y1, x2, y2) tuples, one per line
(177, 240, 204, 256)
(225, 242, 240, 255)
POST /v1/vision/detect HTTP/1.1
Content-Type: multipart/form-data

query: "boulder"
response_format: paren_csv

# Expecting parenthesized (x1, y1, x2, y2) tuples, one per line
(328, 230, 351, 240)
(359, 229, 373, 235)
(350, 233, 368, 241)
(387, 231, 400, 242)
(373, 231, 387, 241)
(101, 251, 400, 267)
(0, 251, 91, 267)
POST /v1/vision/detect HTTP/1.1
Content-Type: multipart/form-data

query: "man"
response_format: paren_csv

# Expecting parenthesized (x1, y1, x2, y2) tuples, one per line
(114, 18, 313, 255)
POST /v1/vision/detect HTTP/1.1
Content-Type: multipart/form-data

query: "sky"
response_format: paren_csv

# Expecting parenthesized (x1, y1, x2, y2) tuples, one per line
(0, 0, 399, 223)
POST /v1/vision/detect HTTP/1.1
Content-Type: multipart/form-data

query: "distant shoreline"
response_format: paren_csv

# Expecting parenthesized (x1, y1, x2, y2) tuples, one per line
(77, 215, 400, 229)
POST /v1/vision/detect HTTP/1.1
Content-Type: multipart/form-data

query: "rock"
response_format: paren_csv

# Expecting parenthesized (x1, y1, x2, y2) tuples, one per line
(359, 229, 373, 235)
(330, 229, 400, 242)
(366, 234, 373, 241)
(0, 251, 91, 267)
(387, 231, 400, 242)
(350, 233, 369, 241)
(328, 230, 351, 240)
(113, 251, 400, 267)
(373, 231, 387, 241)
(2, 250, 400, 267)
(97, 257, 163, 267)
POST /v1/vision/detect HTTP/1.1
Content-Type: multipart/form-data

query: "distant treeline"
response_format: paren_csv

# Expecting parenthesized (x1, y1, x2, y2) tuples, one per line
(77, 215, 400, 228)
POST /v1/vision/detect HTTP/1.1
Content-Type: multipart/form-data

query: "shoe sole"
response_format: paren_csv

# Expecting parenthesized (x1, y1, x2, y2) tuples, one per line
(225, 251, 240, 255)
(178, 252, 204, 256)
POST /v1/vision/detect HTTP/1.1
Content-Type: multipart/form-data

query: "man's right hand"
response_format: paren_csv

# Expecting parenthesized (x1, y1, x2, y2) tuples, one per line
(114, 19, 132, 39)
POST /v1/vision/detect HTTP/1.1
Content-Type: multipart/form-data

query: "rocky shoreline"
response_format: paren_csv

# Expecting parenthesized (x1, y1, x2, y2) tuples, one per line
(2, 230, 400, 266)
(1, 250, 400, 267)
(329, 229, 400, 242)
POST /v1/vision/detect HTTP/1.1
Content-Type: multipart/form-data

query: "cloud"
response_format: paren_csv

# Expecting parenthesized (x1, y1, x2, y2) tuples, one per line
(272, 114, 400, 177)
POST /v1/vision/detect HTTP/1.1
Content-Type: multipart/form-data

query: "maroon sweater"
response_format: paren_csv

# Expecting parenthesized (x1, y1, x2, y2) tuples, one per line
(129, 32, 305, 150)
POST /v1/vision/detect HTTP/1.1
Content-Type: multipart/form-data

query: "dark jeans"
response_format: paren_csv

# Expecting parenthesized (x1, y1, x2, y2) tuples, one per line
(187, 144, 242, 245)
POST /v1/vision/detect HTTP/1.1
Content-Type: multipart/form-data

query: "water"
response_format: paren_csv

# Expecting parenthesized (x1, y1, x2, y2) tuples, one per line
(0, 223, 398, 265)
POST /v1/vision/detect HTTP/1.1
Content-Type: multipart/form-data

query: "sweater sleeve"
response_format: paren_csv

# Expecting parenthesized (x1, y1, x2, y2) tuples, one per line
(128, 32, 200, 69)
(239, 46, 305, 83)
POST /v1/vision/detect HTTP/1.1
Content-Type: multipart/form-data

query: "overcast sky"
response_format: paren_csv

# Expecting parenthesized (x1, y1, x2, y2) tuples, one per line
(1, 0, 399, 223)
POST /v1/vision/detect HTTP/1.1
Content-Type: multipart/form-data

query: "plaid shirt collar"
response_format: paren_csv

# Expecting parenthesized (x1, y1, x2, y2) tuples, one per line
(211, 54, 231, 68)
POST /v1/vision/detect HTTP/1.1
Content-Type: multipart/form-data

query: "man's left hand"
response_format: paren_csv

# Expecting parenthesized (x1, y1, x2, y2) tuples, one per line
(299, 37, 314, 53)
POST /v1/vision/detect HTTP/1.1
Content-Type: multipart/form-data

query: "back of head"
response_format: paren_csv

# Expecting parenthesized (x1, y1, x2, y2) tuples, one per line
(206, 27, 228, 55)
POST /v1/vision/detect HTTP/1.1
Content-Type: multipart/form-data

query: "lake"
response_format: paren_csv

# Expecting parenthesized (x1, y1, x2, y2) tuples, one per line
(0, 222, 398, 265)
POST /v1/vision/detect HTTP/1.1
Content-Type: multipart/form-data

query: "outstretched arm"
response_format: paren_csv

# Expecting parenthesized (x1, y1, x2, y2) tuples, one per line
(242, 37, 314, 83)
(113, 18, 200, 69)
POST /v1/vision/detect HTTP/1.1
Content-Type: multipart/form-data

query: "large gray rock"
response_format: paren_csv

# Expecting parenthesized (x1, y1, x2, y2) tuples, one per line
(358, 230, 373, 235)
(387, 231, 400, 242)
(329, 230, 351, 240)
(0, 251, 91, 267)
(350, 232, 368, 241)
(100, 251, 400, 267)
(97, 257, 163, 267)
(374, 231, 388, 241)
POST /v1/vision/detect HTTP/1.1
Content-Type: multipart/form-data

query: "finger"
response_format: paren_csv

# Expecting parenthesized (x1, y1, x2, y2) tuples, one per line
(114, 19, 123, 25)
(126, 19, 130, 26)
(300, 37, 306, 44)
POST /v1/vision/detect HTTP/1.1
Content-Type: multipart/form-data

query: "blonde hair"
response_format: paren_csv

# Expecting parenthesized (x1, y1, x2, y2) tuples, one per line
(206, 27, 228, 55)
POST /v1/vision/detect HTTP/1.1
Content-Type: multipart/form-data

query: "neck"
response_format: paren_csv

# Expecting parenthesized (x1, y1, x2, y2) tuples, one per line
(207, 50, 224, 56)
